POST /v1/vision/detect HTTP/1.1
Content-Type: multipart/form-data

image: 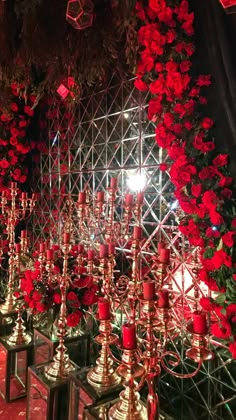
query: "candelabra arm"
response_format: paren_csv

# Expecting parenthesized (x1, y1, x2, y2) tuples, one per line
(161, 351, 201, 378)
(146, 375, 159, 420)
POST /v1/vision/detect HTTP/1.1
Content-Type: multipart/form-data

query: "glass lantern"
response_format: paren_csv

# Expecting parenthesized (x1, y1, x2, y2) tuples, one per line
(0, 336, 33, 402)
(0, 309, 16, 336)
(27, 361, 78, 420)
(33, 328, 90, 367)
(68, 367, 122, 420)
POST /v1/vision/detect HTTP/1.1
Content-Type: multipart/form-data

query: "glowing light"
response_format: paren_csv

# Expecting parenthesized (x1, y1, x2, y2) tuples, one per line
(127, 172, 146, 192)
(123, 112, 129, 119)
(212, 226, 218, 231)
(170, 200, 179, 210)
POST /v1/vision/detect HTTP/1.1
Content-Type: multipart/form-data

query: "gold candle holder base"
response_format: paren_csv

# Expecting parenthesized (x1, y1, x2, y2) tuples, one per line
(44, 348, 74, 381)
(87, 320, 121, 392)
(186, 333, 214, 363)
(109, 349, 147, 420)
(6, 310, 31, 346)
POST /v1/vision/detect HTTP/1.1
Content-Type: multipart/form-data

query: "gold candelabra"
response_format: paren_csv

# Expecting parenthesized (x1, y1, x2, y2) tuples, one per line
(0, 184, 36, 313)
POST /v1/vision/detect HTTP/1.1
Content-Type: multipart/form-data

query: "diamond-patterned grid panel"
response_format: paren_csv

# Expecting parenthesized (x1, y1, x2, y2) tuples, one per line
(32, 75, 236, 420)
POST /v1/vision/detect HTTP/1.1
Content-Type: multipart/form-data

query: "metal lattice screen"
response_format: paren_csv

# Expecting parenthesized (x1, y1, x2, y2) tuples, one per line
(32, 74, 236, 420)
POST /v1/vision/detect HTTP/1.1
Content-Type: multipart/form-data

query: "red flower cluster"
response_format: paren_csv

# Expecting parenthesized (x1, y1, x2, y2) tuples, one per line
(19, 248, 98, 328)
(135, 0, 236, 356)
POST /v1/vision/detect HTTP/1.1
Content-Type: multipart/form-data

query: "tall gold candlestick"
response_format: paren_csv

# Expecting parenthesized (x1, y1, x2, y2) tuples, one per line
(108, 349, 147, 420)
(44, 238, 74, 380)
(87, 319, 121, 391)
(0, 183, 17, 313)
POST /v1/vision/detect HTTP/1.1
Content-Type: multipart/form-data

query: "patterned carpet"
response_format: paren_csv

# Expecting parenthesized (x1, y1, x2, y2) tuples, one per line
(0, 397, 26, 419)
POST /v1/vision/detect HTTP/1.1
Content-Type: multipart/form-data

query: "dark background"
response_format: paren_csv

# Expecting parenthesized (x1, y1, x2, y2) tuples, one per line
(191, 0, 236, 177)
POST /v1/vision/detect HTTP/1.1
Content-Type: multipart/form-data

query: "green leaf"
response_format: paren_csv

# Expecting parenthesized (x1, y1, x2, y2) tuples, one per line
(214, 293, 226, 305)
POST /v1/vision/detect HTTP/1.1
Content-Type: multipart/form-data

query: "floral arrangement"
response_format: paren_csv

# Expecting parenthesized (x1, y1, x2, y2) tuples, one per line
(134, 0, 236, 356)
(0, 82, 41, 192)
(18, 246, 98, 328)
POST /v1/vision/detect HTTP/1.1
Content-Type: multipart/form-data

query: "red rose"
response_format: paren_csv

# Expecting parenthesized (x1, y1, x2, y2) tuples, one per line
(10, 103, 18, 112)
(36, 302, 47, 312)
(229, 341, 236, 359)
(202, 190, 218, 209)
(24, 106, 34, 116)
(134, 78, 148, 92)
(67, 291, 80, 308)
(198, 166, 217, 180)
(159, 163, 167, 172)
(196, 75, 211, 87)
(199, 297, 214, 311)
(213, 154, 228, 167)
(222, 231, 235, 247)
(53, 293, 61, 304)
(218, 176, 233, 187)
(205, 227, 220, 238)
(67, 310, 83, 327)
(226, 304, 236, 317)
(32, 291, 42, 301)
(221, 188, 232, 199)
(201, 117, 214, 129)
(211, 319, 231, 339)
(191, 184, 202, 197)
(212, 249, 232, 269)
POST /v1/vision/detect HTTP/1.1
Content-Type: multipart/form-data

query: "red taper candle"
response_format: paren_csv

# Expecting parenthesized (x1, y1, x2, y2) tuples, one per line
(46, 249, 54, 260)
(21, 230, 27, 238)
(97, 191, 105, 202)
(137, 192, 144, 205)
(158, 242, 166, 253)
(193, 311, 207, 334)
(143, 281, 155, 300)
(15, 243, 21, 253)
(108, 242, 116, 255)
(11, 182, 17, 189)
(133, 226, 142, 240)
(39, 243, 46, 253)
(21, 192, 27, 199)
(160, 248, 170, 263)
(98, 298, 110, 320)
(157, 290, 169, 308)
(78, 191, 86, 204)
(87, 249, 95, 260)
(110, 177, 118, 189)
(125, 193, 133, 206)
(99, 243, 109, 258)
(63, 232, 70, 243)
(122, 323, 137, 350)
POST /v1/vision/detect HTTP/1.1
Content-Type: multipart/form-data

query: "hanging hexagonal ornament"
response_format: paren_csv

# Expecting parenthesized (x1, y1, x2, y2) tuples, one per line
(66, 0, 94, 30)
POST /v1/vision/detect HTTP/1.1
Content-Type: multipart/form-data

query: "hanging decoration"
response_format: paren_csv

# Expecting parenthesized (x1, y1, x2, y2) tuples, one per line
(66, 0, 94, 30)
(134, 0, 236, 357)
(219, 0, 236, 13)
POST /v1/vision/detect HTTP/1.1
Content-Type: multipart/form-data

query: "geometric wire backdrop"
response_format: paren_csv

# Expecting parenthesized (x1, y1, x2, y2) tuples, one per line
(32, 74, 236, 420)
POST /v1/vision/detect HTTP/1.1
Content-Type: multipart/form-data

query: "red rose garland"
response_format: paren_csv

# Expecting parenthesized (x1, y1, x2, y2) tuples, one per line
(0, 83, 41, 192)
(135, 0, 236, 356)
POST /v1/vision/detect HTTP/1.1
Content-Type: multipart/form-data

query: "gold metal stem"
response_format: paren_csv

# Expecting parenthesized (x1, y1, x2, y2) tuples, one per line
(44, 241, 74, 380)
